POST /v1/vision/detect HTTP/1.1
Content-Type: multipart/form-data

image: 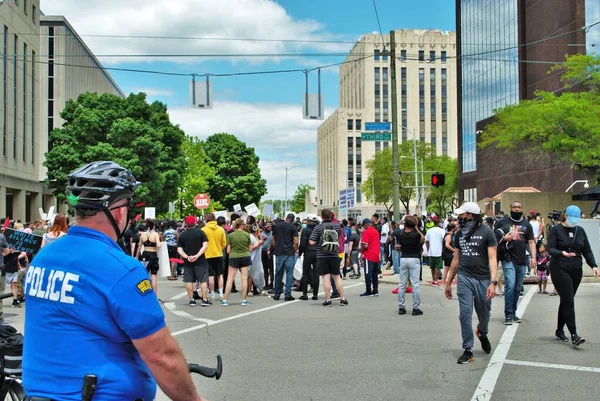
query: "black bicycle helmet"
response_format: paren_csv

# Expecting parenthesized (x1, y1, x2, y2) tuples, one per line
(66, 161, 141, 210)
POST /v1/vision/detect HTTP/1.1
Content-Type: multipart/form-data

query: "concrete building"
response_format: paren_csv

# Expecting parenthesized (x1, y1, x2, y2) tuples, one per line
(456, 0, 598, 204)
(317, 29, 458, 218)
(0, 0, 43, 222)
(0, 8, 125, 222)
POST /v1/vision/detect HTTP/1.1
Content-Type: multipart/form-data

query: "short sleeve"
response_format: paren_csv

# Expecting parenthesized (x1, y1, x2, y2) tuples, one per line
(0, 235, 7, 248)
(292, 226, 299, 238)
(202, 230, 209, 244)
(108, 266, 166, 340)
(453, 232, 461, 249)
(309, 226, 320, 243)
(485, 228, 498, 247)
(176, 232, 185, 248)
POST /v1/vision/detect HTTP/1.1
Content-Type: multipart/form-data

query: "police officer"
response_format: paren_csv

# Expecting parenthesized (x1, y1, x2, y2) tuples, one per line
(22, 161, 207, 401)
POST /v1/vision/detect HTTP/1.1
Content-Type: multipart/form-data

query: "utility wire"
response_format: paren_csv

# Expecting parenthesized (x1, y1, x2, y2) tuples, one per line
(371, 0, 387, 50)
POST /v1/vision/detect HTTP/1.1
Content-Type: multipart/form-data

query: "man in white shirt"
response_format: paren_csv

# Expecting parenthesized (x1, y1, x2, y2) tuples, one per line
(380, 218, 390, 270)
(425, 217, 446, 287)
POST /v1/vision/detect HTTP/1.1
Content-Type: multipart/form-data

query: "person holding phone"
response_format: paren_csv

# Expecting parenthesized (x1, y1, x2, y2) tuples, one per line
(547, 205, 600, 346)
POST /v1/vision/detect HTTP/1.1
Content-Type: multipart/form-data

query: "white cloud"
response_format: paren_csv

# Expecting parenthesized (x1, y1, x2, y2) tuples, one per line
(167, 101, 331, 199)
(130, 88, 174, 97)
(43, 0, 352, 65)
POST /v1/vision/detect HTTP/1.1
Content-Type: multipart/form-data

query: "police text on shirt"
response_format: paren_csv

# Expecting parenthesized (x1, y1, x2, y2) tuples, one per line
(24, 266, 79, 304)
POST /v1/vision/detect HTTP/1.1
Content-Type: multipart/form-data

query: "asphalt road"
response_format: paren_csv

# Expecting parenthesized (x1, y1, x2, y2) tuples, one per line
(148, 275, 600, 401)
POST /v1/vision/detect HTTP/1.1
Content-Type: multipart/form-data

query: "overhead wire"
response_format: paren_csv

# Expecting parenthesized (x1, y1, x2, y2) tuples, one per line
(371, 0, 387, 50)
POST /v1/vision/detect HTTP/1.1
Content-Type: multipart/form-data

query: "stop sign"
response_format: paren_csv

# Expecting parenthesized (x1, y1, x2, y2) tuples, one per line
(193, 193, 210, 210)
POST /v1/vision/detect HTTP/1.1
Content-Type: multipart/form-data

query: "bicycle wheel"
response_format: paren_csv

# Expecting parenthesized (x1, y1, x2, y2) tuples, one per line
(0, 379, 25, 401)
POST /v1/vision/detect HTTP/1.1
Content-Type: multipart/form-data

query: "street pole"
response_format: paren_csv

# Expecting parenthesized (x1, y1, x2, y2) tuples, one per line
(420, 157, 426, 213)
(390, 30, 400, 222)
(413, 132, 419, 215)
(285, 167, 288, 214)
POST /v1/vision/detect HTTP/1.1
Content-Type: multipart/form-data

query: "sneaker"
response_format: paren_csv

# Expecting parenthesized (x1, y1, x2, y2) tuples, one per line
(542, 291, 549, 294)
(504, 318, 513, 326)
(11, 300, 20, 308)
(312, 295, 318, 300)
(372, 291, 379, 297)
(572, 334, 585, 347)
(392, 287, 399, 294)
(512, 316, 522, 324)
(398, 307, 406, 315)
(432, 281, 439, 287)
(457, 349, 474, 364)
(272, 295, 280, 301)
(555, 330, 569, 342)
(476, 328, 492, 354)
(331, 294, 340, 299)
(241, 300, 251, 306)
(299, 295, 309, 301)
(537, 290, 543, 294)
(189, 300, 197, 307)
(360, 291, 373, 297)
(201, 299, 211, 307)
(340, 299, 348, 306)
(323, 300, 332, 307)
(220, 300, 229, 307)
(350, 274, 361, 280)
(412, 309, 423, 316)
(406, 287, 413, 294)
(284, 296, 295, 302)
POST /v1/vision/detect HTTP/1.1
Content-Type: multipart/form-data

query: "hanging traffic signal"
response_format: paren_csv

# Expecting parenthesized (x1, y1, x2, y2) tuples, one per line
(431, 173, 446, 187)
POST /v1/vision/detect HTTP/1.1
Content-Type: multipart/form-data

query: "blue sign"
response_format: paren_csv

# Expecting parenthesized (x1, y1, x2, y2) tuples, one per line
(365, 122, 391, 131)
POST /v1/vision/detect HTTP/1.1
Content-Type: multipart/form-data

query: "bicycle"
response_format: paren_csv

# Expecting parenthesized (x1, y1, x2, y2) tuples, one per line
(81, 355, 223, 401)
(0, 292, 26, 401)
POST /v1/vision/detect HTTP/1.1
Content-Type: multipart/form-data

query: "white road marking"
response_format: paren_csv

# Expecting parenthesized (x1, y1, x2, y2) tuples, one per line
(169, 292, 189, 301)
(470, 285, 537, 401)
(163, 302, 215, 324)
(504, 359, 600, 374)
(170, 282, 365, 337)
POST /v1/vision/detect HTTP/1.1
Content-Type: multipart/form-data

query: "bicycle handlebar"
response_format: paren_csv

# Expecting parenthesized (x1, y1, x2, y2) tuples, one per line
(188, 355, 222, 380)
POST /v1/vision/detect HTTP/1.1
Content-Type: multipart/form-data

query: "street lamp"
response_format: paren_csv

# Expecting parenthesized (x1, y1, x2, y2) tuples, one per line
(400, 155, 426, 213)
(565, 180, 590, 192)
(285, 165, 302, 214)
(399, 125, 421, 215)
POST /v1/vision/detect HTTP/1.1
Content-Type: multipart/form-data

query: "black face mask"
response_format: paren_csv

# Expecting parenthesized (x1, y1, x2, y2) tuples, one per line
(457, 217, 467, 227)
(510, 211, 523, 221)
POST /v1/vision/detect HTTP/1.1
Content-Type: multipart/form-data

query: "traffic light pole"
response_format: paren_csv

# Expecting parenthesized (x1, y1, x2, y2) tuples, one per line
(390, 30, 400, 222)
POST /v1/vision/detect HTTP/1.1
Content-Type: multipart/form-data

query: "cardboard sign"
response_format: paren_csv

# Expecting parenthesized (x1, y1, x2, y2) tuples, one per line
(262, 204, 273, 218)
(233, 204, 242, 212)
(144, 207, 156, 220)
(245, 203, 260, 217)
(4, 228, 43, 254)
(214, 210, 228, 219)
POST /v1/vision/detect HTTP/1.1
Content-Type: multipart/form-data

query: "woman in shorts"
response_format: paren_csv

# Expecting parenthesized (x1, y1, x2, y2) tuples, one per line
(221, 218, 253, 307)
(136, 219, 162, 296)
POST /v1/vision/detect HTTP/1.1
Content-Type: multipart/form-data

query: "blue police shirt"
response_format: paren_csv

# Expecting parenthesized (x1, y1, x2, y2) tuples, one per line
(22, 226, 166, 401)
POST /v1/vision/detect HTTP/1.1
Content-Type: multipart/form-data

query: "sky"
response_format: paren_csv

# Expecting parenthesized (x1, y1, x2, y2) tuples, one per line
(43, 0, 456, 202)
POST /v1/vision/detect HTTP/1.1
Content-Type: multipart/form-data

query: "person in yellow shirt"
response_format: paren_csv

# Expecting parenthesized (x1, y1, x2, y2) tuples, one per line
(202, 213, 228, 299)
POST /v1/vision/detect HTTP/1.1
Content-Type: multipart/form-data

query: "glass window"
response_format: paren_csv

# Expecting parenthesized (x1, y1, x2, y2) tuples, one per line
(375, 141, 381, 153)
(382, 67, 388, 81)
(441, 50, 447, 62)
(429, 50, 435, 62)
(374, 49, 380, 61)
(401, 67, 406, 80)
(32, 5, 36, 23)
(356, 119, 362, 131)
(347, 119, 353, 130)
(24, 0, 28, 15)
(401, 49, 407, 61)
(419, 50, 424, 61)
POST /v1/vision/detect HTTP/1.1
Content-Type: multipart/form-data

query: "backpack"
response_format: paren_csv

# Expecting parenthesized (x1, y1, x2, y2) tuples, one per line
(322, 223, 339, 253)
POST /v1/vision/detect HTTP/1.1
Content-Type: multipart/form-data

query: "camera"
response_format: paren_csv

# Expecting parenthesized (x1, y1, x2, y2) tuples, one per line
(548, 209, 562, 221)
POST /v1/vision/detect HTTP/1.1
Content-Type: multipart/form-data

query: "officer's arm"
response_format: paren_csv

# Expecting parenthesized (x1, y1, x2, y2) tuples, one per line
(133, 327, 206, 401)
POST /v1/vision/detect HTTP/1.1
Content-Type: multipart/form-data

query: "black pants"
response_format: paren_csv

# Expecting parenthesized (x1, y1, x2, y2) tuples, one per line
(262, 250, 274, 288)
(301, 251, 318, 296)
(550, 263, 583, 335)
(365, 259, 379, 294)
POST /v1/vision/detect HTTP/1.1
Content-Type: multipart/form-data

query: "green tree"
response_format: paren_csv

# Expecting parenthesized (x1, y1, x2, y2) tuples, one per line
(427, 157, 459, 216)
(480, 54, 600, 170)
(44, 92, 187, 214)
(202, 133, 267, 210)
(176, 136, 217, 217)
(290, 184, 315, 213)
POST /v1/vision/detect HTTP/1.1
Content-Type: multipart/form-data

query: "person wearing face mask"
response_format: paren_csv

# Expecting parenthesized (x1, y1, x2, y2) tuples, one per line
(445, 202, 498, 364)
(494, 201, 536, 325)
(547, 205, 599, 346)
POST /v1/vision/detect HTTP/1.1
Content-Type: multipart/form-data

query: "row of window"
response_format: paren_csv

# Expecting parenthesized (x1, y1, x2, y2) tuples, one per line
(374, 49, 448, 63)
(2, 26, 36, 164)
(14, 0, 37, 24)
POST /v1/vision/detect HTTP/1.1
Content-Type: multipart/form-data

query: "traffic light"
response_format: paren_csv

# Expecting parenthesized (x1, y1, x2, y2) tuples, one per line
(431, 173, 446, 187)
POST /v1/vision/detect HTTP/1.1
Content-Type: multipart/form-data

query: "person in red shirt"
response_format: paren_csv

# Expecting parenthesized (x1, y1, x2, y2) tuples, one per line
(360, 218, 381, 296)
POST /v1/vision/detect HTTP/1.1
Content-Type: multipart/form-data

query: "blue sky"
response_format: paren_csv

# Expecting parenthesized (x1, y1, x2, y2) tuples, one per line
(44, 0, 455, 202)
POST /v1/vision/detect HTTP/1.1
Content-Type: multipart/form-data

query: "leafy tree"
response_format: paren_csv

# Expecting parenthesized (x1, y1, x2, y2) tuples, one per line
(176, 136, 216, 217)
(44, 92, 187, 214)
(290, 184, 315, 213)
(202, 133, 267, 210)
(427, 157, 459, 216)
(480, 54, 600, 171)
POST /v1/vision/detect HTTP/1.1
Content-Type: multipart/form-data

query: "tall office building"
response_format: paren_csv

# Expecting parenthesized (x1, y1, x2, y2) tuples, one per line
(457, 0, 598, 203)
(0, 8, 125, 221)
(317, 29, 457, 218)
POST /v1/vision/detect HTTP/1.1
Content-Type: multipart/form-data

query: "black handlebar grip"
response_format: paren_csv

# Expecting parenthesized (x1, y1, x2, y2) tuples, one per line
(82, 374, 97, 401)
(188, 363, 216, 378)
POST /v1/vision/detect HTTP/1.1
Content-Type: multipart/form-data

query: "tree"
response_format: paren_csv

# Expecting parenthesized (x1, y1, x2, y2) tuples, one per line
(479, 54, 600, 171)
(290, 184, 315, 213)
(176, 136, 216, 218)
(44, 92, 187, 214)
(202, 133, 267, 210)
(427, 157, 459, 216)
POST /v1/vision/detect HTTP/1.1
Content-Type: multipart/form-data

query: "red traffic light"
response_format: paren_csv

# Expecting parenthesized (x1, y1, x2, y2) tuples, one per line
(431, 173, 445, 187)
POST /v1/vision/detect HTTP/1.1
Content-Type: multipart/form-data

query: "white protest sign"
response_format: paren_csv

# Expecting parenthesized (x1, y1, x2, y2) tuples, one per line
(262, 204, 273, 218)
(245, 203, 260, 217)
(144, 207, 156, 220)
(233, 204, 242, 212)
(214, 210, 228, 219)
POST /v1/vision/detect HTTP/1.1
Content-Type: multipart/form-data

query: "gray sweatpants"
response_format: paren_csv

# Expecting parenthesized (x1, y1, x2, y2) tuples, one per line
(457, 274, 491, 350)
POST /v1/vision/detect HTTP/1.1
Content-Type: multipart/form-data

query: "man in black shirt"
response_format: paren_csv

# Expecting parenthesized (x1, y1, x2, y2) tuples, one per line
(271, 213, 299, 301)
(177, 216, 209, 307)
(494, 201, 536, 325)
(298, 218, 319, 300)
(445, 202, 497, 364)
